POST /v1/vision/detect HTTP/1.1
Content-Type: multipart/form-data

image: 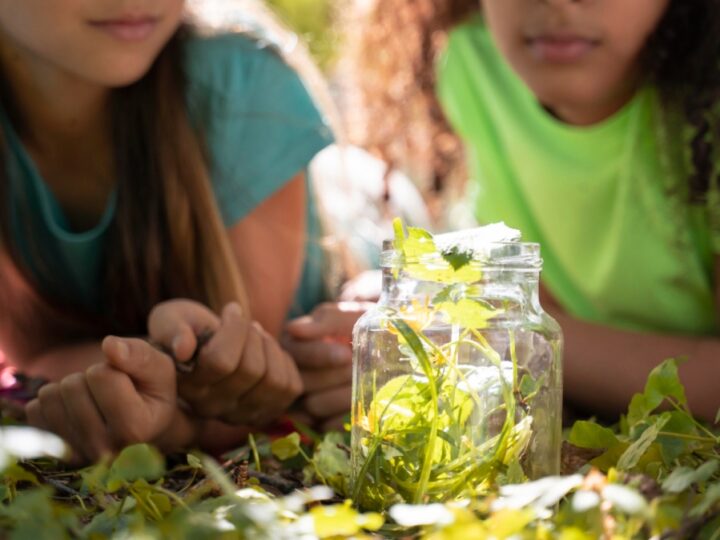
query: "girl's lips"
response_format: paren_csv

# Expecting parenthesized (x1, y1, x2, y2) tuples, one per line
(89, 17, 159, 42)
(526, 36, 598, 63)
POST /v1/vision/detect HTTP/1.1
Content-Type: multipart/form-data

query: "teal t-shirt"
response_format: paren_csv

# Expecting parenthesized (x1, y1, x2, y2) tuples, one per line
(3, 32, 333, 318)
(437, 16, 718, 335)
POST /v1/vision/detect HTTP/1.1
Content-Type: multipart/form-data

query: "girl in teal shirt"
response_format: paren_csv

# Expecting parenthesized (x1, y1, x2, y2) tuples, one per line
(345, 0, 720, 420)
(0, 1, 336, 460)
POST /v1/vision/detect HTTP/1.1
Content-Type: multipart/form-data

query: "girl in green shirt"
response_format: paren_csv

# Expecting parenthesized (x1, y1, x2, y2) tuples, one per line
(347, 0, 720, 420)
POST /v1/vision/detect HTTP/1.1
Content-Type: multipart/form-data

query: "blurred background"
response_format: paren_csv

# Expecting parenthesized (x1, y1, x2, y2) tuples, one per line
(265, 0, 340, 71)
(189, 0, 472, 280)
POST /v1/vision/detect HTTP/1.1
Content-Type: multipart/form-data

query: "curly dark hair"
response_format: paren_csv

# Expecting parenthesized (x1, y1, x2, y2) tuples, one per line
(647, 0, 720, 202)
(347, 0, 720, 202)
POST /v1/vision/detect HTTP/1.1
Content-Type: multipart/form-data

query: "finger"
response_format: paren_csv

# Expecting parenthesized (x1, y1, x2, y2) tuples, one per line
(339, 270, 383, 302)
(102, 336, 176, 401)
(227, 333, 290, 425)
(300, 364, 352, 394)
(281, 336, 352, 369)
(148, 299, 221, 361)
(189, 303, 251, 387)
(189, 325, 265, 417)
(59, 373, 113, 462)
(224, 334, 301, 425)
(284, 302, 369, 342)
(25, 399, 47, 430)
(36, 384, 76, 450)
(86, 362, 173, 447)
(303, 385, 351, 419)
(32, 384, 93, 464)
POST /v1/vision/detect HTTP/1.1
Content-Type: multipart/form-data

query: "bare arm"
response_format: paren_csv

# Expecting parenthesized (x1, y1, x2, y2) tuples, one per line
(21, 342, 105, 382)
(552, 308, 719, 420)
(15, 171, 306, 380)
(543, 254, 720, 421)
(227, 172, 307, 338)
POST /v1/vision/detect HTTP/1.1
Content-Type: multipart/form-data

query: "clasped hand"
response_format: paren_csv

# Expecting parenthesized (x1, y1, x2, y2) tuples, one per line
(148, 299, 303, 426)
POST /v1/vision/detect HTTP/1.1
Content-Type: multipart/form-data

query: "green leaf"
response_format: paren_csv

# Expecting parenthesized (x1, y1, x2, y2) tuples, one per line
(393, 219, 436, 261)
(644, 359, 687, 406)
(627, 394, 651, 428)
(559, 527, 596, 540)
(2, 464, 39, 487)
(311, 501, 383, 538)
(591, 443, 629, 472)
(518, 373, 541, 399)
(106, 444, 165, 492)
(187, 454, 203, 469)
(393, 218, 483, 284)
(568, 421, 620, 449)
(690, 481, 720, 517)
(433, 284, 458, 305)
(441, 245, 473, 271)
(715, 408, 720, 425)
(391, 319, 433, 380)
(392, 217, 406, 252)
(0, 488, 74, 540)
(503, 416, 534, 466)
(627, 359, 686, 425)
(306, 433, 350, 496)
(504, 460, 527, 484)
(662, 460, 719, 493)
(617, 414, 670, 471)
(656, 410, 699, 464)
(270, 433, 301, 461)
(486, 508, 535, 537)
(437, 298, 501, 329)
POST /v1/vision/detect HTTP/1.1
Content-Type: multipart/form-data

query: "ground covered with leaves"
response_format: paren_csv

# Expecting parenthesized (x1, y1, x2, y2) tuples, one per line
(0, 359, 718, 539)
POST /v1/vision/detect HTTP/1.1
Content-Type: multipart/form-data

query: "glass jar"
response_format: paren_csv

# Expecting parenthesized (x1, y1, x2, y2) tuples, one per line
(351, 226, 562, 511)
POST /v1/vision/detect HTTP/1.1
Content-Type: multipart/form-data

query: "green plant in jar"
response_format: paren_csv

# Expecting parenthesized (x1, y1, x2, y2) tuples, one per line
(351, 220, 563, 511)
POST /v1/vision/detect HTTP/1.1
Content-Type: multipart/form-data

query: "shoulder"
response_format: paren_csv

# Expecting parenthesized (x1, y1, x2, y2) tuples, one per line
(440, 14, 493, 78)
(181, 31, 333, 227)
(183, 31, 291, 108)
(437, 15, 492, 130)
(182, 29, 332, 133)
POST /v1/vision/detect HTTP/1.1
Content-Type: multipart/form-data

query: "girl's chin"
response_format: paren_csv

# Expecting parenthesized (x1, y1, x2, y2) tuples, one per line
(79, 59, 157, 89)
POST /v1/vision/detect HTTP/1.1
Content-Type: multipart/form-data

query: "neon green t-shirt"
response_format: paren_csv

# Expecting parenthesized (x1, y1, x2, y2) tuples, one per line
(437, 16, 718, 335)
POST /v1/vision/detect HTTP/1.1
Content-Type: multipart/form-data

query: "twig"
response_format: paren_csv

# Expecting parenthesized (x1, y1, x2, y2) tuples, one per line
(247, 470, 299, 494)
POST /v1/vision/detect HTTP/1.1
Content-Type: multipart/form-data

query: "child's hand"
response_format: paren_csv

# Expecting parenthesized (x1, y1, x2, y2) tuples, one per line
(283, 302, 372, 431)
(148, 300, 303, 426)
(339, 270, 382, 302)
(25, 337, 177, 463)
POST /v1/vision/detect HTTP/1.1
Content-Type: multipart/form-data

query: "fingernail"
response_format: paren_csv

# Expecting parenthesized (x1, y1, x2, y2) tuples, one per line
(171, 334, 183, 356)
(115, 340, 129, 362)
(225, 302, 242, 318)
(332, 345, 352, 364)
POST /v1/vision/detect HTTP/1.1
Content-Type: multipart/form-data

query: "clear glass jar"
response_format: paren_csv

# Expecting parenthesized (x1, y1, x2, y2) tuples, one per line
(351, 229, 562, 511)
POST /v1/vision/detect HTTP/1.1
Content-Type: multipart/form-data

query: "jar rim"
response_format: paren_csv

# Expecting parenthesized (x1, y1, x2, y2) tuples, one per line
(380, 240, 542, 272)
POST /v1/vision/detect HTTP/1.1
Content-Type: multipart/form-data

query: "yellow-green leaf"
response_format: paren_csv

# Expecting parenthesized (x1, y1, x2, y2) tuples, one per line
(437, 298, 502, 329)
(270, 432, 301, 461)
